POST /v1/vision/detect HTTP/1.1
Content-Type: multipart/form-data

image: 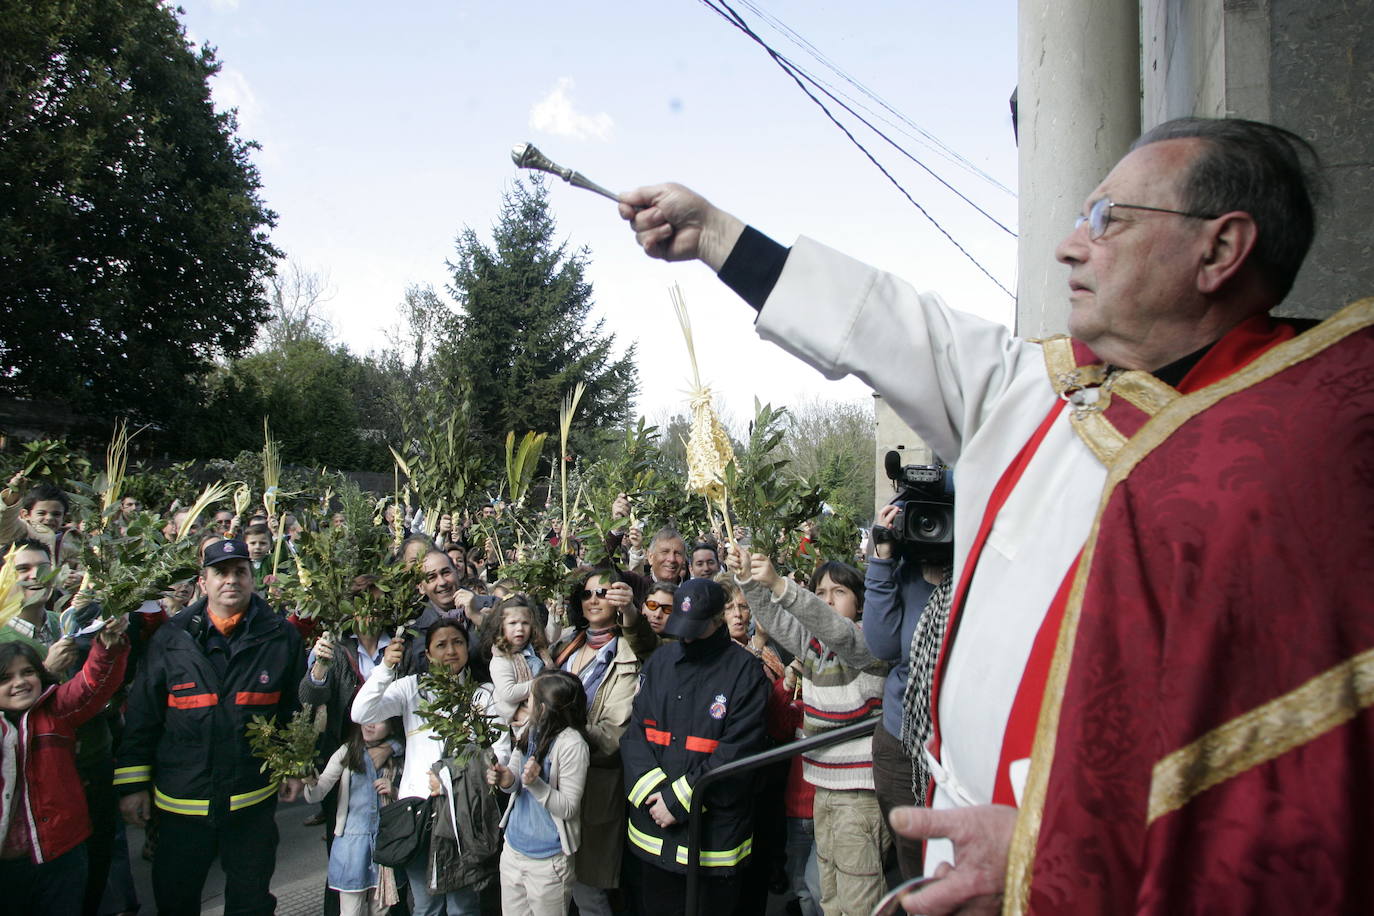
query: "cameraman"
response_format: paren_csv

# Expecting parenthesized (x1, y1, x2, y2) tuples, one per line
(862, 501, 952, 881)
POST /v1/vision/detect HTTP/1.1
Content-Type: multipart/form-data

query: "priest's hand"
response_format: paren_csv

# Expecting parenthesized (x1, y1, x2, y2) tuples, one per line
(619, 184, 745, 271)
(888, 805, 1017, 915)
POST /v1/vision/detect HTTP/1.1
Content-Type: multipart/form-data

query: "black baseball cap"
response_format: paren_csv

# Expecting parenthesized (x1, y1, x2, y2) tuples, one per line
(663, 578, 727, 640)
(203, 538, 251, 568)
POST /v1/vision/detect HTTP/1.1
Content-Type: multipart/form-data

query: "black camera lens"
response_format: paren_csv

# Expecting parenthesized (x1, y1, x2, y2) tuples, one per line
(916, 513, 950, 541)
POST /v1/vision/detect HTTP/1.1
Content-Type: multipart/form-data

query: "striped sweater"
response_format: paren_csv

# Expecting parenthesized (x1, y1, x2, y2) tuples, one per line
(742, 578, 889, 791)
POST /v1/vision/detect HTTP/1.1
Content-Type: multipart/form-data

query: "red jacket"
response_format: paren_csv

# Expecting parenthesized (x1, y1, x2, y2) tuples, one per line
(1, 637, 128, 863)
(768, 674, 815, 819)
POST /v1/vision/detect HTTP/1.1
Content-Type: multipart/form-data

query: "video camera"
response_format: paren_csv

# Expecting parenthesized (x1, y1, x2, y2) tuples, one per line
(877, 451, 954, 562)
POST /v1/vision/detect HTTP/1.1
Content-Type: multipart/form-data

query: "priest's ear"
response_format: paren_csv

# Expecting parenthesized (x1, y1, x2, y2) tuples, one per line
(1196, 211, 1259, 295)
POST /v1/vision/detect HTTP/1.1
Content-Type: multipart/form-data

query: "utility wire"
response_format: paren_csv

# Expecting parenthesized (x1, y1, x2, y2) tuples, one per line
(702, 0, 1015, 239)
(735, 0, 1016, 198)
(783, 54, 1017, 237)
(698, 0, 1015, 298)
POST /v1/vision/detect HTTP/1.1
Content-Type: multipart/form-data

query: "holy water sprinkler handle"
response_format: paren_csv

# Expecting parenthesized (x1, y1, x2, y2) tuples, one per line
(510, 142, 620, 203)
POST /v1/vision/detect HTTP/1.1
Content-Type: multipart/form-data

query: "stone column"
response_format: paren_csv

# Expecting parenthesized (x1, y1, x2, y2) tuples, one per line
(873, 395, 935, 518)
(1016, 0, 1143, 337)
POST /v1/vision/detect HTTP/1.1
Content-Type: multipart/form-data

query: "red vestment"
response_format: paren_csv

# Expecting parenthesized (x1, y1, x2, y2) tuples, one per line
(1006, 298, 1374, 914)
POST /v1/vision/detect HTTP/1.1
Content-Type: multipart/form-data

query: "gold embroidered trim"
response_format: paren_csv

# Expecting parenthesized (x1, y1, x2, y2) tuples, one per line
(1069, 411, 1127, 464)
(1042, 338, 1176, 465)
(1042, 337, 1110, 396)
(1147, 647, 1374, 825)
(1041, 336, 1078, 393)
(1111, 372, 1177, 417)
(1004, 297, 1374, 915)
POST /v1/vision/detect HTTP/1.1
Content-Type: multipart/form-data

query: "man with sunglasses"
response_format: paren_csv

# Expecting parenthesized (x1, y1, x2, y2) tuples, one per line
(619, 118, 1374, 913)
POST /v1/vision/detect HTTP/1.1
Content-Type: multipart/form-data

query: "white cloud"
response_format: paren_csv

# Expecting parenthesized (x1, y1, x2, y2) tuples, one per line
(211, 67, 262, 137)
(529, 78, 614, 141)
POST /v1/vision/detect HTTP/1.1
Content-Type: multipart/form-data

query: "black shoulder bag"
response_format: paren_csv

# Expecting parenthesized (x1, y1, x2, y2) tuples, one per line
(373, 796, 433, 867)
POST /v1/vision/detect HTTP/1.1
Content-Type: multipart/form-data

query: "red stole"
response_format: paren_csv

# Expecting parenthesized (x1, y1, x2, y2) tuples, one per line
(1006, 300, 1374, 913)
(932, 316, 1299, 808)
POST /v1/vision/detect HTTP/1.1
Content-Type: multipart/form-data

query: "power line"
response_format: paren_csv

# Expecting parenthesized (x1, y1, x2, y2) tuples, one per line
(701, 0, 1015, 238)
(734, 0, 1015, 198)
(697, 0, 1015, 299)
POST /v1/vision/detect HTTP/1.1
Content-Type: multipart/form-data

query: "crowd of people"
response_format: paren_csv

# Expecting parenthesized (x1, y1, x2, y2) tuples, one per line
(3, 113, 1371, 916)
(1, 466, 937, 916)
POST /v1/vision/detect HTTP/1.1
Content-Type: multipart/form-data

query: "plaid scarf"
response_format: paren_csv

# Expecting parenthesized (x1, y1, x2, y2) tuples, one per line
(899, 566, 954, 806)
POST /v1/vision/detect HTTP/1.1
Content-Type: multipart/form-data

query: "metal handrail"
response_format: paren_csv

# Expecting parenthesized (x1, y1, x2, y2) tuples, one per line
(683, 717, 880, 913)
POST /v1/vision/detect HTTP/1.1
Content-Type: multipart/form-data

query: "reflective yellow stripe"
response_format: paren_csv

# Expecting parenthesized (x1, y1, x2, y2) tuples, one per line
(113, 765, 151, 786)
(628, 767, 667, 806)
(671, 775, 692, 811)
(675, 835, 753, 868)
(627, 820, 664, 856)
(229, 782, 279, 811)
(153, 787, 209, 816)
(151, 782, 277, 815)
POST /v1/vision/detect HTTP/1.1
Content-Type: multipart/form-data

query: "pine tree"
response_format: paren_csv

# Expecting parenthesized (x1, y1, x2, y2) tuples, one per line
(441, 177, 638, 459)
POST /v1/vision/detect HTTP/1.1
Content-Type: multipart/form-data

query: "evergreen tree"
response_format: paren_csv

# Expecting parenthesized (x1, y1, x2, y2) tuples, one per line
(0, 0, 280, 429)
(442, 177, 638, 459)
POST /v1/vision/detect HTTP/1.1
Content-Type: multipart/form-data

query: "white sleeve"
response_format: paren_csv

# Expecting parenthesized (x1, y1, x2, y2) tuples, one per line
(350, 665, 411, 724)
(476, 684, 513, 763)
(304, 745, 349, 803)
(756, 237, 1036, 464)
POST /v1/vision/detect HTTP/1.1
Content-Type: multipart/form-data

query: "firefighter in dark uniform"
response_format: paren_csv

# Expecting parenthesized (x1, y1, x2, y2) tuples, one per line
(115, 538, 306, 915)
(622, 577, 769, 915)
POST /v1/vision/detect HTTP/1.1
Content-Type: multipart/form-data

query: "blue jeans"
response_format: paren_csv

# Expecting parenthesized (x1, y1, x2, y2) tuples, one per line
(785, 817, 821, 916)
(405, 860, 479, 916)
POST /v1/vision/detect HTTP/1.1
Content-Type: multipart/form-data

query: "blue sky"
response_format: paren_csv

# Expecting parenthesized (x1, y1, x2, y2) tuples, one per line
(177, 0, 1019, 425)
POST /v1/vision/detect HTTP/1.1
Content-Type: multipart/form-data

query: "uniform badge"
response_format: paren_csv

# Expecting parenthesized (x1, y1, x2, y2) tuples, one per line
(709, 694, 727, 719)
(258, 670, 270, 684)
(681, 596, 692, 613)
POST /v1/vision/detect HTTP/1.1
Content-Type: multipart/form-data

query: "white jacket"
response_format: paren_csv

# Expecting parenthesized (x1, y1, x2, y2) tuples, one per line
(488, 649, 548, 725)
(757, 237, 1106, 869)
(350, 663, 504, 802)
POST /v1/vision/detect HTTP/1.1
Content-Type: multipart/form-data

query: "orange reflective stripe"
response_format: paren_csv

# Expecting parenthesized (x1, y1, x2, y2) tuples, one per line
(645, 727, 672, 746)
(168, 693, 218, 709)
(235, 691, 281, 705)
(684, 736, 719, 753)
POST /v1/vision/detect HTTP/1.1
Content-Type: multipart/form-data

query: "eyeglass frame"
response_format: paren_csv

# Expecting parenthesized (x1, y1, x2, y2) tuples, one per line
(581, 587, 610, 600)
(1075, 197, 1219, 240)
(643, 599, 673, 612)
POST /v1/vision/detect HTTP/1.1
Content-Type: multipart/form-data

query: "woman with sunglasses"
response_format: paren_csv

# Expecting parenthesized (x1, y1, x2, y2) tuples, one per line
(641, 580, 677, 636)
(551, 566, 660, 915)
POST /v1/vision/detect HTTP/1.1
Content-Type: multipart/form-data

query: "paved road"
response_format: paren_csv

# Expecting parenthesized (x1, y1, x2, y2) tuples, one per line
(125, 797, 796, 915)
(127, 797, 330, 916)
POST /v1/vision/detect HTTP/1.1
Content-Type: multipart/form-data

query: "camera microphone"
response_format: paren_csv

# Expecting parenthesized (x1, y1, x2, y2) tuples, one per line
(884, 449, 902, 482)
